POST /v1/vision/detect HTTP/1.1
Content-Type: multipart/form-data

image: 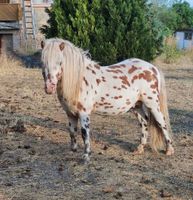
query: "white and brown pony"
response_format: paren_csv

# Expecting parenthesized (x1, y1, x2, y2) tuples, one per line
(41, 38, 174, 162)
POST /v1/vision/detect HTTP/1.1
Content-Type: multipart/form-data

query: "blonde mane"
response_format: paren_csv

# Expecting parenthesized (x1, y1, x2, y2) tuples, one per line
(42, 38, 96, 110)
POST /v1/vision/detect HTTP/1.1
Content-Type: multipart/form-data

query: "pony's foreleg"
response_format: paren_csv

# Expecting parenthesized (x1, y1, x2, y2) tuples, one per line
(80, 114, 91, 162)
(67, 114, 78, 152)
(133, 107, 149, 154)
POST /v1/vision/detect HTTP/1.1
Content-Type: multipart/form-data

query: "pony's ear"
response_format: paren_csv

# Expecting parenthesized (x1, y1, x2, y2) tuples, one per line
(59, 42, 65, 51)
(41, 41, 45, 49)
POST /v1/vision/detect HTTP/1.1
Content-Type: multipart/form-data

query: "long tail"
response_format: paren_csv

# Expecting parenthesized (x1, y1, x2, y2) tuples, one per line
(149, 70, 172, 152)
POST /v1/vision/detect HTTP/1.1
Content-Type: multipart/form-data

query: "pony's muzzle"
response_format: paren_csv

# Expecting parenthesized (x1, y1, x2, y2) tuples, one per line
(45, 82, 56, 94)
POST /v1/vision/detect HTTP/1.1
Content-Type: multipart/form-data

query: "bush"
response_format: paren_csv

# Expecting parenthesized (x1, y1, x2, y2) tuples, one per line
(162, 36, 181, 64)
(41, 0, 165, 65)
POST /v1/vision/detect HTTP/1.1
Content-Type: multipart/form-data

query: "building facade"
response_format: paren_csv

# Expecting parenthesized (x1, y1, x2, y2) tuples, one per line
(0, 0, 52, 54)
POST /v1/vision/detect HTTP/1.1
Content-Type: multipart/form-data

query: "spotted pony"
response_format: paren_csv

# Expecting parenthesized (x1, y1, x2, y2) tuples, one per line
(41, 38, 174, 162)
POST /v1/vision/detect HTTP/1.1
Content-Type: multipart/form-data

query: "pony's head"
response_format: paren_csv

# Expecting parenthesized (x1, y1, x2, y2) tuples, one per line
(41, 39, 65, 94)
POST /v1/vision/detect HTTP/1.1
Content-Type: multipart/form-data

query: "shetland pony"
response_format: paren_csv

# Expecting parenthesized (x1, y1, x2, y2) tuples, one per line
(41, 38, 174, 162)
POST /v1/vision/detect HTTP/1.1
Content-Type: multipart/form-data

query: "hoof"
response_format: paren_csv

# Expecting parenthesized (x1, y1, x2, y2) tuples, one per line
(71, 148, 77, 152)
(133, 144, 145, 155)
(82, 153, 90, 164)
(71, 144, 78, 152)
(166, 146, 174, 156)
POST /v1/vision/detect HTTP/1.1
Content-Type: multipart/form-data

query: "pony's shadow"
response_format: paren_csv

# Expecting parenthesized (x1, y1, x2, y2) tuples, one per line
(91, 107, 193, 153)
(0, 109, 68, 132)
(91, 130, 138, 153)
(13, 51, 42, 68)
(1, 107, 192, 156)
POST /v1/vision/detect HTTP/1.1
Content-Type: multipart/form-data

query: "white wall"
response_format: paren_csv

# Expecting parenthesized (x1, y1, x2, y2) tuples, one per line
(176, 31, 193, 50)
(176, 32, 184, 49)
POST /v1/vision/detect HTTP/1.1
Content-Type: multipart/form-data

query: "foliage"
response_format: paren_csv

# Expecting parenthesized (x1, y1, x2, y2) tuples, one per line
(149, 1, 193, 33)
(162, 36, 181, 63)
(172, 1, 193, 30)
(40, 7, 58, 38)
(41, 0, 164, 64)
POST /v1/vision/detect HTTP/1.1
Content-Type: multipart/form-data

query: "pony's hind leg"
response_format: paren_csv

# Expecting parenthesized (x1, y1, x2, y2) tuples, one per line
(150, 106, 174, 155)
(67, 113, 78, 152)
(133, 105, 149, 154)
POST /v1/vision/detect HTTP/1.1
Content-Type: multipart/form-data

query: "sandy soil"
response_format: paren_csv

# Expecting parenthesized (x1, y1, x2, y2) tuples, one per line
(0, 57, 193, 200)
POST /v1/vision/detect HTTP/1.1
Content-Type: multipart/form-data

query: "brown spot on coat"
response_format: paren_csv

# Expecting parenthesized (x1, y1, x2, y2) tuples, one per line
(150, 81, 158, 90)
(106, 69, 123, 74)
(104, 102, 111, 105)
(77, 102, 86, 112)
(114, 96, 122, 99)
(131, 70, 158, 84)
(83, 77, 89, 86)
(121, 85, 127, 89)
(102, 76, 106, 82)
(126, 99, 131, 105)
(94, 64, 101, 70)
(86, 66, 91, 70)
(148, 96, 153, 100)
(92, 70, 96, 75)
(104, 106, 113, 109)
(140, 70, 153, 82)
(128, 65, 138, 74)
(96, 79, 101, 85)
(109, 64, 126, 69)
(119, 76, 130, 86)
(152, 67, 157, 75)
(131, 75, 138, 83)
(101, 97, 105, 102)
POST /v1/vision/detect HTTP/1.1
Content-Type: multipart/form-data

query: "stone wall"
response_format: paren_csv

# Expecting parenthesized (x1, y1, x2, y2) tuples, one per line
(0, 0, 51, 52)
(34, 7, 50, 49)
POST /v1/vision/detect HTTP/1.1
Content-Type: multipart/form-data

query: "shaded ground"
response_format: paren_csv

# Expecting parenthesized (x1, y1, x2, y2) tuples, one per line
(0, 59, 193, 200)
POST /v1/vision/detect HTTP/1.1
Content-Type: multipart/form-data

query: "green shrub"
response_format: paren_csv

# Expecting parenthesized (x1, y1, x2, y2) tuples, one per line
(41, 0, 165, 65)
(163, 37, 181, 63)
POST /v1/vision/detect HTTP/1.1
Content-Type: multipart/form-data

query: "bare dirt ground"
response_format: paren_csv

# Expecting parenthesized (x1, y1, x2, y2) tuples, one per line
(0, 56, 193, 200)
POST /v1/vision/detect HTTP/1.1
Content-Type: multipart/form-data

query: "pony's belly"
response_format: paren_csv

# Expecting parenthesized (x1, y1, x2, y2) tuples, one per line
(94, 101, 134, 115)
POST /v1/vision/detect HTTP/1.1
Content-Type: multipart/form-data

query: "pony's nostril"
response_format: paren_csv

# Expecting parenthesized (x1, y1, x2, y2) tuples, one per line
(51, 82, 56, 87)
(56, 72, 62, 80)
(47, 73, 51, 80)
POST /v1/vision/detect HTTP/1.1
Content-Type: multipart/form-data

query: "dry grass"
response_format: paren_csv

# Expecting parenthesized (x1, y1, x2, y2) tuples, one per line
(154, 36, 193, 66)
(182, 48, 193, 63)
(0, 54, 24, 75)
(0, 52, 192, 200)
(153, 47, 193, 70)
